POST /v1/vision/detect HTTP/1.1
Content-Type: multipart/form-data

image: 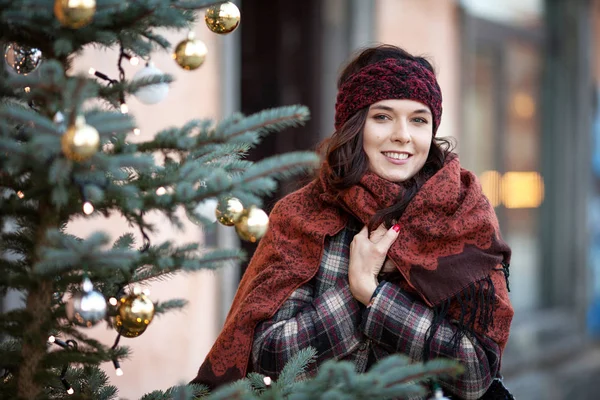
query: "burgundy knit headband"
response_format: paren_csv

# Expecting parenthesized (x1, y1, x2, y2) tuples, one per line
(334, 58, 443, 134)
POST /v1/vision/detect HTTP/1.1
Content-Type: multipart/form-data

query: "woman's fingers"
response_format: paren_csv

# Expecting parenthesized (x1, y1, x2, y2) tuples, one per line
(376, 224, 401, 252)
(358, 225, 369, 237)
(350, 224, 400, 277)
(369, 223, 388, 243)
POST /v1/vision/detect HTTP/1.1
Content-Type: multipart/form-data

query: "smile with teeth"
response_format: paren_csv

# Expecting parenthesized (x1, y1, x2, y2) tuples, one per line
(382, 152, 410, 160)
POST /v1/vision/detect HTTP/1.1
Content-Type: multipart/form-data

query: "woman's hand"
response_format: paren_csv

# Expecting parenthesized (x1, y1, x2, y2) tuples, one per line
(348, 223, 400, 305)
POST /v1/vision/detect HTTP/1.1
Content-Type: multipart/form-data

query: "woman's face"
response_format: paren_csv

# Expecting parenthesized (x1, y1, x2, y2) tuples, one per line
(362, 99, 433, 183)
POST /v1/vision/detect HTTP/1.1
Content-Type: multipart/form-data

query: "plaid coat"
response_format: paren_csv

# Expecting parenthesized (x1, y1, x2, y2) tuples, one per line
(252, 220, 501, 400)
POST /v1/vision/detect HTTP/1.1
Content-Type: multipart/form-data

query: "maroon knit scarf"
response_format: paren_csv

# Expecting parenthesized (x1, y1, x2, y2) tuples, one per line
(192, 155, 513, 389)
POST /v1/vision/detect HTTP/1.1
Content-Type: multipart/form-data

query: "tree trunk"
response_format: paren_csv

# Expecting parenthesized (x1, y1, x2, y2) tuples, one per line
(17, 200, 57, 399)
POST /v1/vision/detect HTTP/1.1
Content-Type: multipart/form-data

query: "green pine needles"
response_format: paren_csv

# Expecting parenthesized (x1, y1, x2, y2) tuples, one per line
(197, 348, 463, 400)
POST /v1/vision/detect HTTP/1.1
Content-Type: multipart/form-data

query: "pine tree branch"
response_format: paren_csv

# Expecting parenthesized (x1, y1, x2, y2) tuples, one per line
(239, 152, 319, 185)
(216, 106, 311, 142)
(141, 383, 209, 400)
(130, 247, 245, 283)
(34, 230, 140, 276)
(0, 104, 61, 137)
(205, 380, 256, 400)
(383, 365, 462, 390)
(136, 106, 310, 154)
(274, 347, 317, 395)
(172, 0, 226, 10)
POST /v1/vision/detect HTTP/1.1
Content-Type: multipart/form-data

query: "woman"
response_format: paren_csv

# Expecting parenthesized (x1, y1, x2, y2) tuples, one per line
(192, 45, 514, 399)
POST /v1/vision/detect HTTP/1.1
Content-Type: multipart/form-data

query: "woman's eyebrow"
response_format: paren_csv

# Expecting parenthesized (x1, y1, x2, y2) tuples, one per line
(369, 105, 432, 115)
(370, 105, 394, 111)
(413, 109, 432, 115)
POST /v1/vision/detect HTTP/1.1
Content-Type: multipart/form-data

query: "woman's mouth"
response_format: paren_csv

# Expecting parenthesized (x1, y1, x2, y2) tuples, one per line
(382, 152, 412, 165)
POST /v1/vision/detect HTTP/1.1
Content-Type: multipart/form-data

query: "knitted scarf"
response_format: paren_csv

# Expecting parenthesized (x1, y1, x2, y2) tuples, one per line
(192, 155, 513, 388)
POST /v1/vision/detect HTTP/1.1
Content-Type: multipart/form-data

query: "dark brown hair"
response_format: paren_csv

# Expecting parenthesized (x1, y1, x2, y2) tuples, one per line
(318, 45, 455, 230)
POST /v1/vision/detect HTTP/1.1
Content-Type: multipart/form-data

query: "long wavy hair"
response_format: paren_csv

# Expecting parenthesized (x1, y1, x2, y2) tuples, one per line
(318, 45, 455, 230)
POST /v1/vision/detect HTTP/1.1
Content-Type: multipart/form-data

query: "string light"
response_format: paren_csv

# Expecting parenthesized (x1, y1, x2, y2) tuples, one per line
(87, 63, 129, 116)
(109, 297, 118, 306)
(24, 87, 30, 93)
(16, 191, 24, 198)
(112, 359, 123, 376)
(156, 187, 167, 196)
(48, 336, 68, 348)
(61, 377, 74, 395)
(117, 46, 130, 116)
(88, 68, 113, 83)
(60, 376, 75, 394)
(263, 376, 272, 386)
(133, 128, 141, 135)
(83, 202, 94, 215)
(111, 330, 124, 377)
(54, 339, 78, 395)
(121, 52, 140, 66)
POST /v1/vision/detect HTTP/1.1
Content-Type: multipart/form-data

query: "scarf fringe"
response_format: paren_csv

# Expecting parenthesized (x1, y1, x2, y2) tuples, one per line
(423, 274, 499, 361)
(495, 262, 511, 292)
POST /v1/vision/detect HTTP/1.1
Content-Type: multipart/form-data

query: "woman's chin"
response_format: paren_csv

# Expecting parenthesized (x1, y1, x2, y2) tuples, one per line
(377, 170, 414, 183)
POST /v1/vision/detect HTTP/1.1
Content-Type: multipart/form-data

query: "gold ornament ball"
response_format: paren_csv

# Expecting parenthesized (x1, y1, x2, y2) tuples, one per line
(61, 115, 100, 161)
(205, 2, 241, 34)
(54, 0, 96, 29)
(173, 34, 208, 70)
(115, 292, 155, 338)
(235, 206, 269, 242)
(215, 197, 244, 226)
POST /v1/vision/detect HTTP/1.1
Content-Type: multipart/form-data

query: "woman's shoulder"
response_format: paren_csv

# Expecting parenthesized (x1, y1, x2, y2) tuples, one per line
(268, 179, 346, 236)
(271, 179, 323, 216)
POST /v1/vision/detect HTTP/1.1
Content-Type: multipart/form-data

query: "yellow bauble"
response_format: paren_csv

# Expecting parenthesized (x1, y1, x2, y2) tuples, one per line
(215, 197, 244, 226)
(205, 2, 241, 34)
(173, 32, 208, 70)
(115, 292, 155, 338)
(235, 206, 269, 242)
(54, 0, 96, 29)
(61, 115, 100, 161)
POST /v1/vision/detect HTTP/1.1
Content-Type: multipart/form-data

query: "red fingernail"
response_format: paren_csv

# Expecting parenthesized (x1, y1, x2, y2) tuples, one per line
(392, 224, 400, 232)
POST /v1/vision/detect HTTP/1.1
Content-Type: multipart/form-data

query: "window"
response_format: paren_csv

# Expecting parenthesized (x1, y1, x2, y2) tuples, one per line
(460, 11, 544, 313)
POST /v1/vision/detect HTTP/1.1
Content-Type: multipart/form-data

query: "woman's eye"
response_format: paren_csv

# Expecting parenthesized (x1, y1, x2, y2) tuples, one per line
(373, 114, 390, 121)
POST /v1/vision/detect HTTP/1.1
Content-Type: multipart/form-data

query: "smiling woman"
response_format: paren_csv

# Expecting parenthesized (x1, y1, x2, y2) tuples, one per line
(193, 44, 514, 400)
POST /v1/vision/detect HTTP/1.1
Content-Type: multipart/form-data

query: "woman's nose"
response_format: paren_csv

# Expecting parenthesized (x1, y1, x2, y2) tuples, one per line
(391, 121, 411, 143)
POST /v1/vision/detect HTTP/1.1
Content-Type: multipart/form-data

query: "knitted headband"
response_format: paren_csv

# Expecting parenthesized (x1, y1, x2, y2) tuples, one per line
(334, 58, 443, 134)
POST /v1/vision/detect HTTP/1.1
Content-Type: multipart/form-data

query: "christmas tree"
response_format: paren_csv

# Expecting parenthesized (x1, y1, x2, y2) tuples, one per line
(0, 1, 461, 399)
